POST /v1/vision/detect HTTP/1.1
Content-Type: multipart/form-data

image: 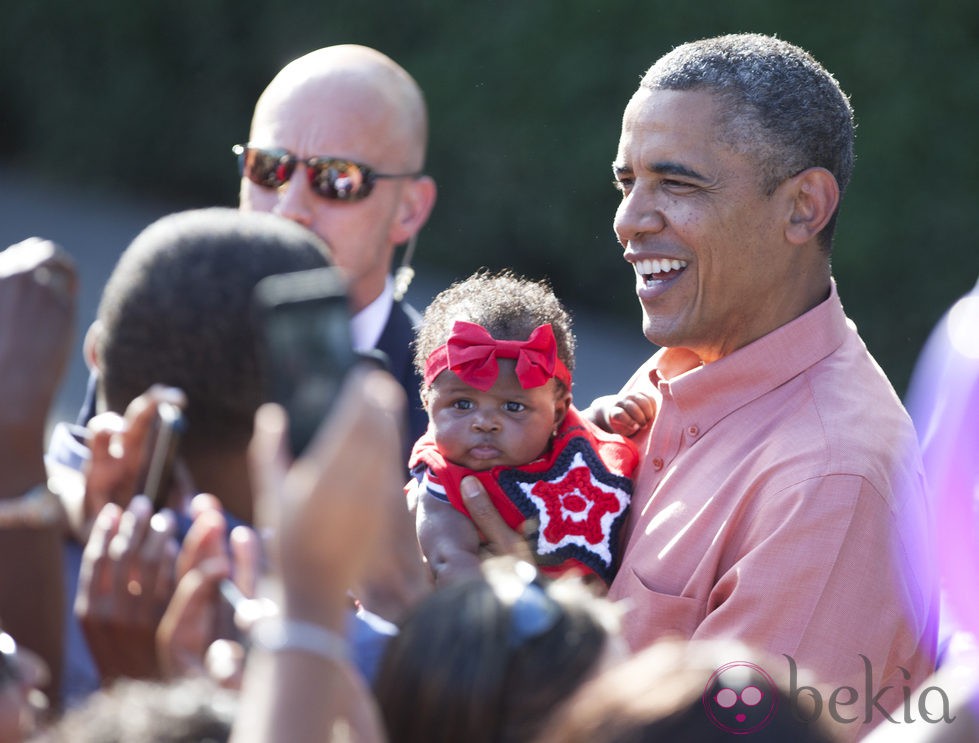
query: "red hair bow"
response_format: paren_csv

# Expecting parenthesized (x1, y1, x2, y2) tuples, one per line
(424, 321, 572, 391)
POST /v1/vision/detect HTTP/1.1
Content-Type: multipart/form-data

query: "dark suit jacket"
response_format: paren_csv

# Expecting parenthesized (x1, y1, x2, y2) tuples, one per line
(376, 299, 428, 464)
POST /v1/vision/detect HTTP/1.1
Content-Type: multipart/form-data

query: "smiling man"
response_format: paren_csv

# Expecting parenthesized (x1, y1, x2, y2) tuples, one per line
(460, 32, 938, 742)
(596, 34, 937, 740)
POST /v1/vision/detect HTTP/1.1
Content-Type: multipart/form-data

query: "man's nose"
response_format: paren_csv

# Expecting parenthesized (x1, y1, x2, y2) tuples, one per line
(273, 168, 315, 227)
(613, 189, 666, 248)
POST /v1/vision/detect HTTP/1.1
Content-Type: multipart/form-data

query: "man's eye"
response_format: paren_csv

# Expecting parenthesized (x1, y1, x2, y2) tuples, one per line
(613, 177, 633, 194)
(662, 179, 697, 193)
(504, 401, 526, 413)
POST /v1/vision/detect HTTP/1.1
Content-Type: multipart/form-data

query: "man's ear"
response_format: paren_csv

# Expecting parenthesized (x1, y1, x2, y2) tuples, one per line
(83, 320, 102, 372)
(783, 167, 840, 245)
(389, 175, 437, 246)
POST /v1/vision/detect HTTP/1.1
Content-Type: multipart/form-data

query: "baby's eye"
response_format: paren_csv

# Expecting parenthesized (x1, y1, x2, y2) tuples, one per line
(503, 401, 526, 413)
(451, 399, 474, 411)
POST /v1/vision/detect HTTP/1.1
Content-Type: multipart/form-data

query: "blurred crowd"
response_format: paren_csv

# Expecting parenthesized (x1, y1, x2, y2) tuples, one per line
(1, 34, 977, 743)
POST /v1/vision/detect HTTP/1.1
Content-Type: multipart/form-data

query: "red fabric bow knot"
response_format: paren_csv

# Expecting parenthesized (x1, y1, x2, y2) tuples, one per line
(424, 321, 572, 391)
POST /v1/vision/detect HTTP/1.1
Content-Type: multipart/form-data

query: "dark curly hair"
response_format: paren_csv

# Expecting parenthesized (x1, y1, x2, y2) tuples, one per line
(44, 676, 236, 742)
(413, 270, 576, 398)
(374, 558, 617, 743)
(95, 207, 329, 454)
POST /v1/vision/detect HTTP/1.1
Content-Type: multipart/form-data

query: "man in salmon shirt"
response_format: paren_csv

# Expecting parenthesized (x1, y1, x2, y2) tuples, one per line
(467, 33, 938, 741)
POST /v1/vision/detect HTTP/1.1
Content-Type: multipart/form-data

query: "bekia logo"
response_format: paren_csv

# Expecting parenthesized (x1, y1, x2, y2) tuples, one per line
(784, 655, 954, 727)
(702, 661, 778, 734)
(703, 655, 955, 734)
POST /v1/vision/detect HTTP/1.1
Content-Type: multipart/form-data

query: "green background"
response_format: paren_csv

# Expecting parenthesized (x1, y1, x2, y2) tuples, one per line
(4, 1, 977, 395)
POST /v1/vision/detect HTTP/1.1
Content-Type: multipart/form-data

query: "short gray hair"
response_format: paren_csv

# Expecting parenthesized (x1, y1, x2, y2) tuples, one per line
(642, 33, 854, 248)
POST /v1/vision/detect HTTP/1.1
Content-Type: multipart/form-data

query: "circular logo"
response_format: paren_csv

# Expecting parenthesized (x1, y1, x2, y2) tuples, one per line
(702, 661, 778, 734)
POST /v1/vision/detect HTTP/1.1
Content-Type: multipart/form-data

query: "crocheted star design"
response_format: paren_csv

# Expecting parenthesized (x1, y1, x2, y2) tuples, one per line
(498, 438, 631, 578)
(531, 466, 622, 549)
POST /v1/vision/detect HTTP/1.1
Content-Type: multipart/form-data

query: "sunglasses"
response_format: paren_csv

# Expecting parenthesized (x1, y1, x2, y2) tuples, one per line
(488, 561, 563, 649)
(234, 144, 422, 202)
(506, 579, 563, 649)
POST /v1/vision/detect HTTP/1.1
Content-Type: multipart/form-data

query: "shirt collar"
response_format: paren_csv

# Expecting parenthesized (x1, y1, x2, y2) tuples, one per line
(649, 279, 849, 435)
(350, 276, 394, 353)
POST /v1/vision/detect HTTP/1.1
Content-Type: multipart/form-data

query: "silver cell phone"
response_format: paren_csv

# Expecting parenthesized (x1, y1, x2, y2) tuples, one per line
(141, 401, 185, 512)
(253, 266, 357, 457)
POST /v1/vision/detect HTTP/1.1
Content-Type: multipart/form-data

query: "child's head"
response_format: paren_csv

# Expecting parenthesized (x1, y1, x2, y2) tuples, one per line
(94, 208, 329, 455)
(374, 557, 622, 743)
(414, 271, 576, 471)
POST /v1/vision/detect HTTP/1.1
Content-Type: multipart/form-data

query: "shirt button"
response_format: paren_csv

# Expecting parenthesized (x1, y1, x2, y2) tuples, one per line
(652, 457, 664, 470)
(687, 425, 699, 437)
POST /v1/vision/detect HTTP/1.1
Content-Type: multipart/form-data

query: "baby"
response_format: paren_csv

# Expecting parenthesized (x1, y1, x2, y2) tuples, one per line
(411, 271, 638, 587)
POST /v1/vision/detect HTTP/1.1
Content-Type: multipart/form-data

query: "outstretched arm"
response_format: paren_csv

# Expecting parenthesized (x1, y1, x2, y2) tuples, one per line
(0, 238, 78, 708)
(156, 495, 260, 687)
(231, 367, 406, 743)
(74, 496, 178, 682)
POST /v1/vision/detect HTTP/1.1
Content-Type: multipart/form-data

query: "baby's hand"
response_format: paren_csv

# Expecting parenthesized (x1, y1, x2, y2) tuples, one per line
(584, 392, 657, 436)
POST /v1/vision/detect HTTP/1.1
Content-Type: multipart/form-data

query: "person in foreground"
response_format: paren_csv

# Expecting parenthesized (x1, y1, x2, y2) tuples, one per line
(467, 33, 937, 740)
(410, 271, 637, 587)
(227, 370, 623, 743)
(0, 237, 78, 733)
(904, 273, 979, 667)
(229, 367, 407, 743)
(535, 638, 838, 742)
(237, 44, 437, 451)
(52, 208, 330, 702)
(374, 557, 623, 743)
(49, 208, 425, 707)
(861, 275, 979, 742)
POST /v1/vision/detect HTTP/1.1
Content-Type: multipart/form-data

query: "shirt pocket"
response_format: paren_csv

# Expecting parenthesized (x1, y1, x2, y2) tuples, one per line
(613, 567, 708, 651)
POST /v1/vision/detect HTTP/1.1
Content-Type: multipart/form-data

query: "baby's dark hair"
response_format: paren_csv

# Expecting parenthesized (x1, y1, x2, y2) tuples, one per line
(413, 270, 576, 394)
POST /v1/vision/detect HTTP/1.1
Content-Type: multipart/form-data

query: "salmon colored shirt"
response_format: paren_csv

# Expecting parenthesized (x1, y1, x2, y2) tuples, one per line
(607, 282, 938, 739)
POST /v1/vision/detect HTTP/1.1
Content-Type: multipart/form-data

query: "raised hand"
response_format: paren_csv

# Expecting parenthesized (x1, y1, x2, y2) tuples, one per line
(74, 496, 178, 682)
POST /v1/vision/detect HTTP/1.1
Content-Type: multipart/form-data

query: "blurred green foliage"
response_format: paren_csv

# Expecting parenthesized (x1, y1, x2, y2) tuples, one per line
(3, 1, 977, 394)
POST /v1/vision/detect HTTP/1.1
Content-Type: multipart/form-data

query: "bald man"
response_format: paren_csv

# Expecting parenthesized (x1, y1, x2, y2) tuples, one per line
(237, 45, 438, 451)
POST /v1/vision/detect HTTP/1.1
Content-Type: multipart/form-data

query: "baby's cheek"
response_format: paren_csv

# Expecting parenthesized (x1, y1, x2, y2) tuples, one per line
(431, 420, 462, 455)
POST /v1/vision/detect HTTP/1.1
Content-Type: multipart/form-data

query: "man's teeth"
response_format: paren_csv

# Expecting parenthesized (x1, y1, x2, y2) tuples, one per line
(635, 258, 688, 278)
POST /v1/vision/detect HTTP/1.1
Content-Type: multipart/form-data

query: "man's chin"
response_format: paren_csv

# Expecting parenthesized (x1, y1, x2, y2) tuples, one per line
(641, 314, 670, 349)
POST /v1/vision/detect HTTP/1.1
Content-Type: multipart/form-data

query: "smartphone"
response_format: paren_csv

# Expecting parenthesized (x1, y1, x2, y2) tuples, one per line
(253, 266, 357, 457)
(141, 401, 186, 512)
